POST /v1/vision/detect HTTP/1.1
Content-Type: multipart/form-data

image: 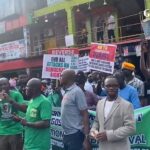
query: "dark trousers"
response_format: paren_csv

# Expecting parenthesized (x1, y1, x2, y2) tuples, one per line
(63, 131, 85, 150)
(0, 134, 23, 150)
(81, 35, 88, 44)
(97, 31, 104, 42)
(108, 29, 115, 42)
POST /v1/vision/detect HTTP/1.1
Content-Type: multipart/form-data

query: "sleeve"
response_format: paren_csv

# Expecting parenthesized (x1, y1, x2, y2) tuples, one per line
(106, 103, 136, 142)
(40, 100, 52, 120)
(140, 82, 144, 97)
(130, 88, 141, 109)
(75, 88, 88, 111)
(91, 104, 100, 131)
(16, 92, 24, 104)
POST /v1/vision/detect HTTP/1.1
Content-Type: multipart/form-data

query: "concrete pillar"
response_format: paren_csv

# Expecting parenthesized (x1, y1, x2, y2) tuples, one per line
(86, 18, 92, 43)
(65, 8, 75, 35)
(145, 0, 150, 9)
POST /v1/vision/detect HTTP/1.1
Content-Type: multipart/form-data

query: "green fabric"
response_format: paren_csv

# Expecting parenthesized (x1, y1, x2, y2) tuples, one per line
(48, 92, 61, 107)
(24, 95, 52, 150)
(19, 100, 30, 118)
(0, 90, 24, 135)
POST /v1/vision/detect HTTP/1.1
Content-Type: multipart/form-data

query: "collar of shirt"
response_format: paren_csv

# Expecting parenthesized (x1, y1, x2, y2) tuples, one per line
(127, 77, 135, 85)
(65, 83, 76, 93)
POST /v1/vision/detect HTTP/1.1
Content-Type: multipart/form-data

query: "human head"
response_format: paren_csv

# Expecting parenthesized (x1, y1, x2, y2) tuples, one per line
(76, 71, 86, 90)
(107, 11, 111, 17)
(91, 71, 100, 82)
(114, 71, 126, 89)
(9, 78, 17, 88)
(87, 74, 93, 83)
(17, 74, 29, 86)
(104, 76, 119, 98)
(41, 80, 47, 87)
(121, 62, 135, 78)
(0, 78, 10, 93)
(26, 78, 41, 98)
(60, 69, 76, 87)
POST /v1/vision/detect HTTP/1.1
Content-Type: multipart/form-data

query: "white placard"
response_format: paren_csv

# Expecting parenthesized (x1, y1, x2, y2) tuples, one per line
(65, 34, 74, 47)
(0, 39, 26, 61)
(79, 56, 89, 72)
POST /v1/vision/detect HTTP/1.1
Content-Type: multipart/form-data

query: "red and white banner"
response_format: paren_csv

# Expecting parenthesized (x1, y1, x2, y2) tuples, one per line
(88, 43, 117, 74)
(42, 48, 79, 79)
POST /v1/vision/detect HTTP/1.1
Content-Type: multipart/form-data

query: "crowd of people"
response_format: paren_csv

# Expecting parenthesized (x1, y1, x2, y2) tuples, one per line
(0, 40, 149, 150)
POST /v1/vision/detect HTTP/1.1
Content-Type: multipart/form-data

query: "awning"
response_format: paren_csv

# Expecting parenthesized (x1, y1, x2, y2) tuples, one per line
(0, 57, 43, 72)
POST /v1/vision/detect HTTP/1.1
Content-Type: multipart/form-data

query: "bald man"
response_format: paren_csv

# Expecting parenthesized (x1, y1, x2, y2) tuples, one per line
(60, 69, 90, 150)
(3, 78, 52, 150)
(0, 78, 24, 150)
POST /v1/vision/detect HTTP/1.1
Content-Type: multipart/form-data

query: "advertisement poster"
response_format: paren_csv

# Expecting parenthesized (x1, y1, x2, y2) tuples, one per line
(51, 106, 150, 150)
(88, 43, 117, 74)
(42, 48, 79, 79)
(0, 39, 26, 61)
(79, 56, 89, 72)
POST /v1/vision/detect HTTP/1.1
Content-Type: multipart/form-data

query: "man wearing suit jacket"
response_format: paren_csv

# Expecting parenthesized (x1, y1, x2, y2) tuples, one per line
(90, 76, 135, 150)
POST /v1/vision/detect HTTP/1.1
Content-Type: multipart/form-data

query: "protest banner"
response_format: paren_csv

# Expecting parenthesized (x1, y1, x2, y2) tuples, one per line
(42, 54, 72, 79)
(51, 106, 150, 150)
(42, 48, 79, 79)
(88, 43, 117, 74)
(78, 56, 89, 72)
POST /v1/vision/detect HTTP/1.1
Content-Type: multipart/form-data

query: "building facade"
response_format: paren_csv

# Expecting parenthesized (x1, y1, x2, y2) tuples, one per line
(0, 0, 149, 77)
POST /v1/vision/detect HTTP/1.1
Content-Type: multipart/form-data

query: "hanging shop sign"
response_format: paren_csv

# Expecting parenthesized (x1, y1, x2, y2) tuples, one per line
(0, 39, 26, 61)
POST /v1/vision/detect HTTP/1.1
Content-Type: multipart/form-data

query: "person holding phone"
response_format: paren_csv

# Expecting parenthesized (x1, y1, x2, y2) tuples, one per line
(140, 39, 150, 105)
(0, 77, 24, 150)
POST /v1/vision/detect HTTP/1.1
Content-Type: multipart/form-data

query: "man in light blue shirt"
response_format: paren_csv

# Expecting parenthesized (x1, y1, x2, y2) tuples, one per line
(114, 71, 141, 109)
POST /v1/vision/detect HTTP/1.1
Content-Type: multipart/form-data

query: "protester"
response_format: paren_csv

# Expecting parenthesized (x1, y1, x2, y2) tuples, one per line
(9, 78, 18, 91)
(122, 61, 144, 97)
(80, 25, 88, 45)
(140, 40, 150, 105)
(140, 40, 150, 79)
(90, 76, 135, 150)
(48, 80, 62, 107)
(0, 77, 24, 150)
(114, 71, 141, 109)
(4, 78, 52, 150)
(17, 74, 29, 100)
(91, 71, 101, 94)
(96, 17, 105, 43)
(41, 80, 51, 97)
(84, 74, 94, 93)
(107, 12, 116, 42)
(76, 71, 98, 109)
(60, 69, 90, 150)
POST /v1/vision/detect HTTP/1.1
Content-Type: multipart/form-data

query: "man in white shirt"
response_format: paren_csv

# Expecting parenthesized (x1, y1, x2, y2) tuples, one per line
(107, 13, 116, 43)
(84, 74, 94, 93)
(90, 76, 135, 150)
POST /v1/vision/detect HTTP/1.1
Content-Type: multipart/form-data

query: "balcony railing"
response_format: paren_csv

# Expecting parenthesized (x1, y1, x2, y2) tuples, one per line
(29, 12, 144, 57)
